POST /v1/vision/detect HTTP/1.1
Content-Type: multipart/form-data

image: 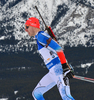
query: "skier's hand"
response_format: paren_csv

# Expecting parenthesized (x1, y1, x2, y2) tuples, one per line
(62, 63, 74, 79)
(63, 70, 74, 79)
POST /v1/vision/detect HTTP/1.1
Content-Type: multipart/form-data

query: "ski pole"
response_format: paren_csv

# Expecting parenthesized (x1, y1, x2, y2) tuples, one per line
(73, 75, 94, 83)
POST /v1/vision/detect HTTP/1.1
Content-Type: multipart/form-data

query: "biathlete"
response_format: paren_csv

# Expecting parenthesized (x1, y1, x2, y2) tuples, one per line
(25, 17, 75, 100)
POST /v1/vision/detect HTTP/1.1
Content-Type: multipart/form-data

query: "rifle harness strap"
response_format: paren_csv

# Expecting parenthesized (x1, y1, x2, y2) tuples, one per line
(46, 37, 52, 48)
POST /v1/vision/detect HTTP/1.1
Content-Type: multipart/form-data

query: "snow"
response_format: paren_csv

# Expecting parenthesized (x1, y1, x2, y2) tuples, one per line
(0, 0, 94, 68)
(0, 36, 5, 40)
(14, 91, 18, 95)
(0, 0, 94, 54)
(0, 0, 94, 53)
(0, 0, 94, 100)
(0, 98, 8, 100)
(75, 60, 94, 74)
(86, 0, 94, 7)
(81, 62, 94, 68)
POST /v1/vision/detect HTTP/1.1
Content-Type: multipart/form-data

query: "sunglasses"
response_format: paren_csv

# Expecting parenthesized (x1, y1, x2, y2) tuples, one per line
(25, 25, 29, 29)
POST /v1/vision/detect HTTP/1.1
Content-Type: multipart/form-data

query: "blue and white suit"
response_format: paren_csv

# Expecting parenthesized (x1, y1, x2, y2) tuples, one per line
(32, 31, 75, 100)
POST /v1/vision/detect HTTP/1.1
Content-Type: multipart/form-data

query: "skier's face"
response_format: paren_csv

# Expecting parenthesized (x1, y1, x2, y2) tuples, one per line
(25, 25, 35, 36)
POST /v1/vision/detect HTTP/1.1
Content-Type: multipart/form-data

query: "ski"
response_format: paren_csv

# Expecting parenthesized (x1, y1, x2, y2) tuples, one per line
(73, 75, 94, 83)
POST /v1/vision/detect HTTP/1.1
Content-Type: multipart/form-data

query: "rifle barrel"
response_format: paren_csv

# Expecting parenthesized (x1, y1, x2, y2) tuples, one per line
(35, 6, 47, 28)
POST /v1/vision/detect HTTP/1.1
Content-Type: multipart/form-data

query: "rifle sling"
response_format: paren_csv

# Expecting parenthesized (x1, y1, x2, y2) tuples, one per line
(46, 37, 52, 48)
(38, 37, 52, 48)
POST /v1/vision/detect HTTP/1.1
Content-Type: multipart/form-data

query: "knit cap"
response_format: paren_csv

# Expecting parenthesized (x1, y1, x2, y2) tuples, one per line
(25, 17, 40, 29)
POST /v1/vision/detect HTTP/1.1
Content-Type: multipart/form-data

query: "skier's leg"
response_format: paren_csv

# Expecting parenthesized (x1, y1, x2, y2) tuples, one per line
(50, 63, 75, 100)
(63, 77, 75, 100)
(32, 72, 56, 100)
(58, 75, 75, 100)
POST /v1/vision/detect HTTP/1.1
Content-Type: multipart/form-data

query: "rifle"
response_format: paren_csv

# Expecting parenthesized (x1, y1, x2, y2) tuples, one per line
(35, 6, 57, 42)
(35, 6, 94, 83)
(35, 5, 72, 74)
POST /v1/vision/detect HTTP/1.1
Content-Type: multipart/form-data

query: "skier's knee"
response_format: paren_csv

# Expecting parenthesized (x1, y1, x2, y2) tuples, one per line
(32, 88, 45, 100)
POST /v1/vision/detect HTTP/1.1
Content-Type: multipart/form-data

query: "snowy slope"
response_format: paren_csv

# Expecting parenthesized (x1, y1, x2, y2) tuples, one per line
(0, 0, 94, 53)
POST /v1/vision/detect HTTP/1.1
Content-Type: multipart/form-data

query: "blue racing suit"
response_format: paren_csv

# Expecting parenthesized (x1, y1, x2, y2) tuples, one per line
(32, 31, 75, 100)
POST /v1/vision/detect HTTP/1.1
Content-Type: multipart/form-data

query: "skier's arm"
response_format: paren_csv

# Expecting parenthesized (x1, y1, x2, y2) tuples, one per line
(38, 32, 67, 64)
(38, 32, 74, 79)
(48, 39, 67, 64)
(48, 40, 74, 79)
